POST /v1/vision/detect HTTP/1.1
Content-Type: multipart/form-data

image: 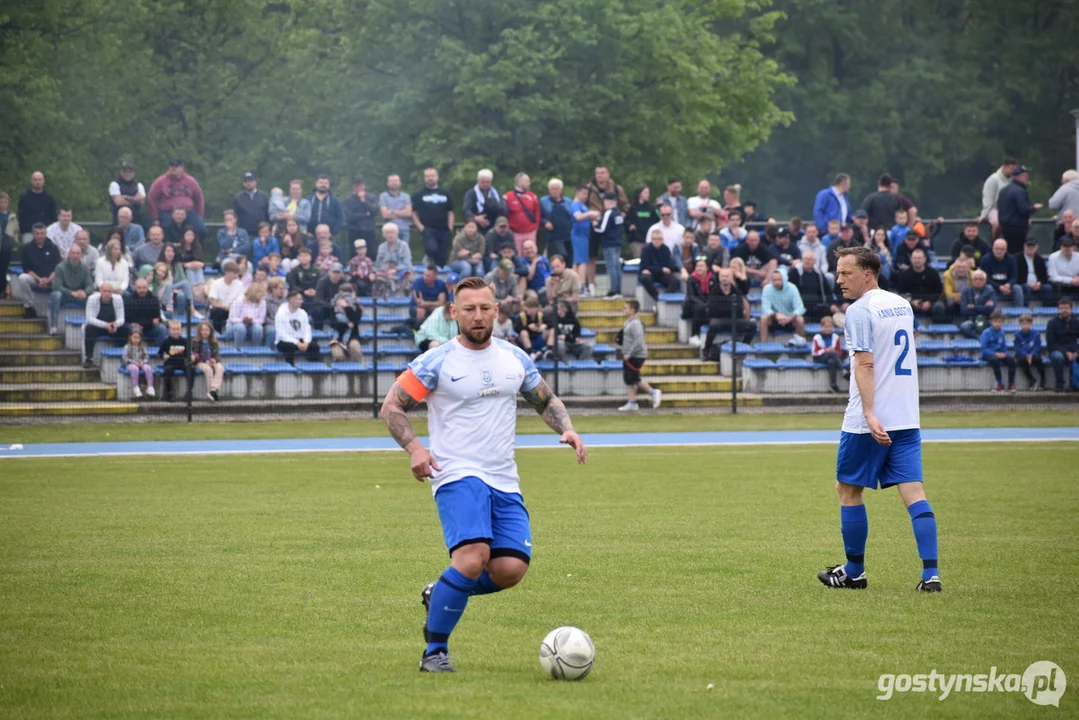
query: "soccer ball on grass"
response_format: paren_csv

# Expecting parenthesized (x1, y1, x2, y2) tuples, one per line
(539, 626, 594, 680)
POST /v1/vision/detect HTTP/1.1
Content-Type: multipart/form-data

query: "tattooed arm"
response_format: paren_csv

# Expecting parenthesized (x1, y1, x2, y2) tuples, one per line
(521, 378, 587, 464)
(380, 381, 441, 480)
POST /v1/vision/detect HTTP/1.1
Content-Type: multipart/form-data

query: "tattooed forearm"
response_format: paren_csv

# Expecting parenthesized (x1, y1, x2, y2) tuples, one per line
(380, 382, 420, 449)
(522, 379, 575, 434)
(540, 396, 574, 435)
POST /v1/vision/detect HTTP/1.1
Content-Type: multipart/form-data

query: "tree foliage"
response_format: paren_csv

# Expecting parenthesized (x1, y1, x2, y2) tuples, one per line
(1, 0, 1075, 221)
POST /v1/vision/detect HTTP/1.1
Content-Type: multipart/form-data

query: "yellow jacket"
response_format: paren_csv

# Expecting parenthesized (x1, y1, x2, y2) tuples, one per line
(942, 264, 969, 303)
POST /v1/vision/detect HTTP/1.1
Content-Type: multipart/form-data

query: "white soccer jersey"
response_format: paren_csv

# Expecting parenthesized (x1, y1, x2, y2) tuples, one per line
(399, 337, 541, 495)
(842, 288, 920, 433)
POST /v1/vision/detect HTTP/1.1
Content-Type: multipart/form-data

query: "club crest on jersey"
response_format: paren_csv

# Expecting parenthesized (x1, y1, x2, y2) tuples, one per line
(481, 370, 493, 385)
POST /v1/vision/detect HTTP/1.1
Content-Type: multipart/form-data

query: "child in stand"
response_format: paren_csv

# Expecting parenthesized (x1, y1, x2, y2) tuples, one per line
(349, 239, 374, 297)
(618, 299, 661, 411)
(1013, 312, 1046, 390)
(265, 252, 287, 278)
(493, 301, 517, 342)
(812, 314, 844, 393)
(122, 326, 156, 399)
(157, 319, 189, 402)
(191, 321, 225, 402)
(980, 309, 1016, 392)
(330, 282, 364, 361)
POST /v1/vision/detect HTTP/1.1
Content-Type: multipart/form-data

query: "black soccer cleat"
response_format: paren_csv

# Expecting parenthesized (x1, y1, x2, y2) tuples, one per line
(419, 648, 456, 673)
(818, 564, 868, 589)
(916, 576, 942, 592)
(421, 582, 434, 643)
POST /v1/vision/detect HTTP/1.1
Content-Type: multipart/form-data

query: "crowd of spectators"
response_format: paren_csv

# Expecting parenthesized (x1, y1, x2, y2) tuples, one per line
(3, 157, 1079, 395)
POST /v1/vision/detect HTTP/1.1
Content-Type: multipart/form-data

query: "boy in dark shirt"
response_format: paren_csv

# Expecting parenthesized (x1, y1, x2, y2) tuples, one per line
(158, 319, 190, 402)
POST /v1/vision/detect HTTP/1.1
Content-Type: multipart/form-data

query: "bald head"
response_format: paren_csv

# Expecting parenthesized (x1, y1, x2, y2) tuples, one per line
(992, 238, 1007, 258)
(67, 244, 83, 264)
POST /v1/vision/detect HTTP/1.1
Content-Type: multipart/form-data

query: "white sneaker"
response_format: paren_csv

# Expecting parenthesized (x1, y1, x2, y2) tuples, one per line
(132, 386, 143, 399)
(651, 389, 662, 409)
(581, 285, 593, 298)
(192, 312, 205, 321)
(617, 401, 639, 412)
(146, 386, 156, 398)
(786, 334, 808, 347)
(688, 335, 702, 347)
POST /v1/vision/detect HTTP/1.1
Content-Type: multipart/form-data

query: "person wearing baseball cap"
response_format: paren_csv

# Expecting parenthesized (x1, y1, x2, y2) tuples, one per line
(312, 260, 346, 328)
(348, 238, 374, 297)
(110, 161, 147, 226)
(233, 171, 269, 237)
(997, 164, 1043, 254)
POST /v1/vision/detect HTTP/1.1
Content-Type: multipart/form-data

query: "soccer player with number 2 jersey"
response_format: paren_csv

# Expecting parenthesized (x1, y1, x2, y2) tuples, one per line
(819, 247, 941, 593)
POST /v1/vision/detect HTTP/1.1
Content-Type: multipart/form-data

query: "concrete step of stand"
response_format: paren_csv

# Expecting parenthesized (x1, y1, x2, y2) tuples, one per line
(0, 334, 64, 351)
(0, 366, 100, 383)
(0, 350, 83, 367)
(0, 382, 118, 402)
(0, 401, 137, 417)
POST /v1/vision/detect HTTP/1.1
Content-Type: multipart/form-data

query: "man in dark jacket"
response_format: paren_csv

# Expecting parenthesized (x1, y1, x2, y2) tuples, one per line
(997, 165, 1042, 254)
(1046, 298, 1079, 391)
(1016, 238, 1054, 306)
(343, 176, 379, 251)
(639, 228, 680, 300)
(787, 251, 836, 323)
(311, 262, 345, 328)
(703, 268, 755, 357)
(896, 248, 945, 320)
(307, 174, 344, 236)
(124, 278, 167, 346)
(979, 239, 1023, 307)
(462, 169, 504, 232)
(232, 172, 270, 236)
(13, 224, 61, 318)
(17, 172, 58, 244)
(859, 174, 901, 231)
(949, 222, 992, 265)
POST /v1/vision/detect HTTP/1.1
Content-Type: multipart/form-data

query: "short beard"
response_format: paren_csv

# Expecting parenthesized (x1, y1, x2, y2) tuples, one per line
(464, 324, 493, 345)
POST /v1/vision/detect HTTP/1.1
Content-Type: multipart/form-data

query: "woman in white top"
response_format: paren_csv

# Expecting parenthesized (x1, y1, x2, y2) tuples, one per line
(95, 239, 131, 291)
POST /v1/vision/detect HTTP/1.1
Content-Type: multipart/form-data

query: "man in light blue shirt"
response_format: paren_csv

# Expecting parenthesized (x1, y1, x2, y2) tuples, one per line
(379, 174, 413, 242)
(117, 207, 145, 252)
(759, 270, 807, 344)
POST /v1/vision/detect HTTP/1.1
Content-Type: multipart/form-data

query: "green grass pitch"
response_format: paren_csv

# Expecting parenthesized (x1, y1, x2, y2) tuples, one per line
(1, 438, 1077, 718)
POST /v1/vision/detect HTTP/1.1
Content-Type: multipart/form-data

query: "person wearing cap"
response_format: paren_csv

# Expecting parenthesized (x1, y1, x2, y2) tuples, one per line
(595, 191, 626, 297)
(147, 159, 206, 239)
(343, 175, 379, 251)
(348, 238, 374, 296)
(1048, 230, 1079, 299)
(449, 219, 485, 278)
(373, 222, 413, 296)
(978, 157, 1017, 233)
(1016, 236, 1053, 306)
(997, 165, 1043, 254)
(411, 168, 454, 267)
(463, 169, 504, 231)
(850, 209, 869, 245)
(109, 162, 147, 227)
(231, 172, 269, 237)
(483, 216, 514, 273)
(311, 261, 346, 328)
(484, 257, 521, 304)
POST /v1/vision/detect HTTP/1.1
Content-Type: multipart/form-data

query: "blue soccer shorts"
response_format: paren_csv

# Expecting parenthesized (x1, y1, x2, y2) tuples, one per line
(836, 428, 923, 489)
(434, 476, 532, 563)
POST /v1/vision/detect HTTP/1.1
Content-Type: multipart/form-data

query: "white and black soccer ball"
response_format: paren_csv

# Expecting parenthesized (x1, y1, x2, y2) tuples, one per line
(539, 626, 594, 680)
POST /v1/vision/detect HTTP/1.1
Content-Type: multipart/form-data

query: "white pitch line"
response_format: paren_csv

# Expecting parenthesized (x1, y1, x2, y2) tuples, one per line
(1, 435, 1076, 460)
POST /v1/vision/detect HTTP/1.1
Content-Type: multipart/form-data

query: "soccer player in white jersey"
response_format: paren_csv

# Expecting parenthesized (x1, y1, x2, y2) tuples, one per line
(818, 247, 941, 592)
(380, 276, 588, 672)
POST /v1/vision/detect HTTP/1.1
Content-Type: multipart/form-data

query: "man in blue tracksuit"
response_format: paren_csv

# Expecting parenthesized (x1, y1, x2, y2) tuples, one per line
(813, 173, 851, 232)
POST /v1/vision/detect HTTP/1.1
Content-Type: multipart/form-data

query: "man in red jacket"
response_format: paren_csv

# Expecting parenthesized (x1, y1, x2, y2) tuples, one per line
(147, 158, 207, 239)
(503, 173, 540, 255)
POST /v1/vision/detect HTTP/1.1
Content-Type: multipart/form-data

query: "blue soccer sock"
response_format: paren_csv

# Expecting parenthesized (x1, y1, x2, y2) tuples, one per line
(841, 504, 868, 578)
(425, 567, 478, 655)
(469, 570, 504, 596)
(907, 499, 939, 581)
